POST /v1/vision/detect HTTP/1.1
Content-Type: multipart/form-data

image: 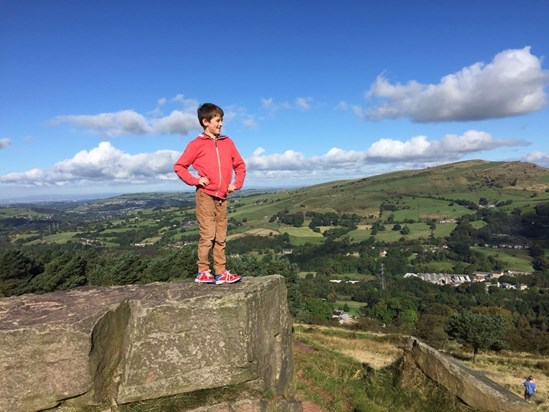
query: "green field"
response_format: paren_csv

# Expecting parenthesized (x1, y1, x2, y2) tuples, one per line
(0, 207, 50, 218)
(140, 236, 162, 244)
(287, 235, 324, 246)
(359, 223, 431, 242)
(278, 226, 324, 246)
(471, 246, 534, 272)
(299, 272, 375, 281)
(280, 227, 323, 238)
(26, 232, 80, 245)
(334, 300, 368, 315)
(390, 197, 472, 221)
(100, 227, 135, 234)
(412, 259, 456, 273)
(12, 232, 41, 241)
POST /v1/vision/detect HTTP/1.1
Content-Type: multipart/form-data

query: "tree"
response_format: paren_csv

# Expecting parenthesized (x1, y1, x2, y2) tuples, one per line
(447, 220, 476, 258)
(27, 251, 87, 293)
(261, 255, 303, 317)
(142, 248, 196, 283)
(87, 251, 145, 286)
(227, 253, 303, 317)
(416, 314, 449, 348)
(370, 300, 396, 324)
(446, 310, 509, 361)
(300, 298, 333, 324)
(396, 308, 418, 330)
(0, 249, 43, 296)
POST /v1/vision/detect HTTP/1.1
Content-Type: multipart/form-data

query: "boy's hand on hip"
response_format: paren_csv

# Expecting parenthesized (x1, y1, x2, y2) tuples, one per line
(228, 183, 236, 192)
(198, 177, 210, 186)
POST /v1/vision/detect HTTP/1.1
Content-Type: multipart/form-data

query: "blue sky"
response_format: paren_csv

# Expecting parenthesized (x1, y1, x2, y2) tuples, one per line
(1, 0, 548, 201)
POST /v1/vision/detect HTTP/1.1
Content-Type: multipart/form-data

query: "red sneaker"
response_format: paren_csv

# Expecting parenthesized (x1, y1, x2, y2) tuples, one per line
(215, 270, 242, 285)
(195, 270, 215, 283)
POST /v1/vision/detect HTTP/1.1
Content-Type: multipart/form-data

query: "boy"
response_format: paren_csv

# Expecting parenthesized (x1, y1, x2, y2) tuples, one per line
(174, 103, 246, 284)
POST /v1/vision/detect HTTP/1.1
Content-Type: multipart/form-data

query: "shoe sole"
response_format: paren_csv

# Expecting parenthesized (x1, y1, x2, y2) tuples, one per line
(195, 279, 216, 284)
(215, 277, 242, 285)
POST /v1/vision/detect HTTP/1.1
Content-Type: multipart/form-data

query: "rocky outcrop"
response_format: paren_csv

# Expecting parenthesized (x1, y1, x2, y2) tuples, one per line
(0, 275, 300, 412)
(405, 337, 533, 412)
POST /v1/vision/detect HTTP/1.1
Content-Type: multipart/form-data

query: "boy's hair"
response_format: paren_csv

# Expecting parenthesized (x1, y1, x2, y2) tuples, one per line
(197, 103, 224, 128)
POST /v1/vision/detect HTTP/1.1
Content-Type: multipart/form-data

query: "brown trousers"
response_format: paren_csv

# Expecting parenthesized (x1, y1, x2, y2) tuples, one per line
(195, 190, 227, 274)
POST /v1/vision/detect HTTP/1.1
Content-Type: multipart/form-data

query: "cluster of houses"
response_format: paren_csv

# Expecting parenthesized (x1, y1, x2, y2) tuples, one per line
(403, 272, 472, 286)
(332, 310, 356, 325)
(329, 279, 360, 284)
(403, 270, 532, 290)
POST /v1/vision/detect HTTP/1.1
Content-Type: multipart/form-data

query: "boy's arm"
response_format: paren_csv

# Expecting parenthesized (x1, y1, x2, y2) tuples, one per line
(174, 144, 201, 186)
(231, 144, 246, 190)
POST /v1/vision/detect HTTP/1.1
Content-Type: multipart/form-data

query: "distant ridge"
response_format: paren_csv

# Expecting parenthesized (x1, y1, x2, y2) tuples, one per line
(2, 160, 547, 210)
(244, 160, 548, 218)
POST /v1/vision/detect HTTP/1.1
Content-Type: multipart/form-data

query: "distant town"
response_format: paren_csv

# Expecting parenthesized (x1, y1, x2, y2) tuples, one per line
(404, 270, 531, 290)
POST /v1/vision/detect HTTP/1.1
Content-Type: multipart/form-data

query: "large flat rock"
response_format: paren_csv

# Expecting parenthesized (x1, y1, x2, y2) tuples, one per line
(405, 337, 533, 412)
(0, 275, 296, 411)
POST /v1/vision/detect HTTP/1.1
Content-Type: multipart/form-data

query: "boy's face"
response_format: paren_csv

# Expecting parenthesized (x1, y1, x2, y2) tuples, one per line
(203, 114, 223, 137)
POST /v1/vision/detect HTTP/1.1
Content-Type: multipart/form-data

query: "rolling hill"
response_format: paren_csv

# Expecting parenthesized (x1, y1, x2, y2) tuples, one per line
(227, 160, 549, 229)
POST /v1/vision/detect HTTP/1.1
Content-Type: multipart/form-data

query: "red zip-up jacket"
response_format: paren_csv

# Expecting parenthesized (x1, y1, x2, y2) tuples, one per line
(174, 134, 246, 200)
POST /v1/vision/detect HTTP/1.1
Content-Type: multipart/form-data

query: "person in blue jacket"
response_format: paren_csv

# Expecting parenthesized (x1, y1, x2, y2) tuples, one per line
(522, 375, 537, 401)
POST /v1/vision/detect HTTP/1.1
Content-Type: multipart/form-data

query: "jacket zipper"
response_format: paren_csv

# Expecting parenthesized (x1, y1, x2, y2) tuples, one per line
(214, 138, 222, 197)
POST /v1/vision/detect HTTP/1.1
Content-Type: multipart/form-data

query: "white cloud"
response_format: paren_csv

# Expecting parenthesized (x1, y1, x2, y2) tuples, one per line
(247, 147, 308, 170)
(52, 110, 154, 137)
(246, 146, 389, 183)
(260, 98, 276, 111)
(0, 138, 11, 149)
(336, 100, 366, 117)
(335, 101, 348, 110)
(242, 118, 258, 129)
(52, 96, 263, 138)
(151, 111, 198, 135)
(0, 142, 180, 186)
(261, 98, 290, 111)
(52, 109, 199, 137)
(172, 94, 199, 111)
(147, 97, 169, 116)
(223, 104, 258, 130)
(524, 151, 549, 168)
(366, 130, 528, 162)
(364, 47, 548, 122)
(52, 95, 201, 137)
(295, 97, 313, 110)
(0, 131, 531, 188)
(261, 97, 314, 112)
(366, 136, 432, 160)
(247, 130, 528, 178)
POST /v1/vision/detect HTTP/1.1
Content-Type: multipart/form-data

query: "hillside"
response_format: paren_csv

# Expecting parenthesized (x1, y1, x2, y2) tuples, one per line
(230, 159, 548, 221)
(294, 325, 548, 411)
(221, 160, 548, 245)
(2, 160, 548, 251)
